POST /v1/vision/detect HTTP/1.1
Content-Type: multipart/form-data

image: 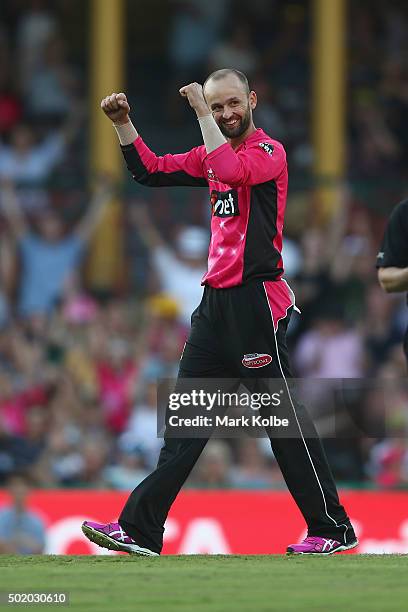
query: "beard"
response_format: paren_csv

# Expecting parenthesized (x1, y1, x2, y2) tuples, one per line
(217, 105, 251, 138)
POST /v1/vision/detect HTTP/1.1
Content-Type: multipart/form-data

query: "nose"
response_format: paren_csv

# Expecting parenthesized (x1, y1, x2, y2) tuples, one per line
(222, 107, 233, 120)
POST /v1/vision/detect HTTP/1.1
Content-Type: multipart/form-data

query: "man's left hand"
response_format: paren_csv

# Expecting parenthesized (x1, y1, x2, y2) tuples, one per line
(179, 83, 210, 117)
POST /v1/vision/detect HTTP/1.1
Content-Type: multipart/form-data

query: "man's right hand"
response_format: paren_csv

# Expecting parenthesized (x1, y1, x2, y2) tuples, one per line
(100, 92, 130, 125)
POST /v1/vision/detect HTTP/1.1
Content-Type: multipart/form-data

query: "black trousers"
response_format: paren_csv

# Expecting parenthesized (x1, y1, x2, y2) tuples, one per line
(119, 280, 355, 553)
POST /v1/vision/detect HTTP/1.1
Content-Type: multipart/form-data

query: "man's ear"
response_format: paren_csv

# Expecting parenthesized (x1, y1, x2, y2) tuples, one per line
(249, 91, 257, 110)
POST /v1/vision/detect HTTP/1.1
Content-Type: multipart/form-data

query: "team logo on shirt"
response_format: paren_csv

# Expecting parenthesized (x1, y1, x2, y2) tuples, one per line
(210, 189, 240, 217)
(207, 168, 219, 181)
(242, 353, 273, 368)
(259, 142, 274, 156)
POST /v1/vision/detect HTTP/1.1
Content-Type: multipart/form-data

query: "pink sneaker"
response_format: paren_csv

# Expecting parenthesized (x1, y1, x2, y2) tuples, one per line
(82, 521, 159, 556)
(286, 536, 358, 555)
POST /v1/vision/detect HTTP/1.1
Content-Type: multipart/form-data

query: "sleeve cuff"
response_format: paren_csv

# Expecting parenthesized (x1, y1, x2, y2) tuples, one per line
(113, 120, 139, 145)
(120, 136, 141, 151)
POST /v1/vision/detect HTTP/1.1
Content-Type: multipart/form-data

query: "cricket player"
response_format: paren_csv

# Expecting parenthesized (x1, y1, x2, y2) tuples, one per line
(377, 198, 408, 363)
(82, 69, 358, 556)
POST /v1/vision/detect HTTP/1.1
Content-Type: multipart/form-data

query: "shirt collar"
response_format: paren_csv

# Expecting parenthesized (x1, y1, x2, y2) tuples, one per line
(235, 128, 264, 151)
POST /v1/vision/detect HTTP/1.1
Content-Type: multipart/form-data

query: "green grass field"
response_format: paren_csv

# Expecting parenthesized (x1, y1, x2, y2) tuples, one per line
(0, 555, 407, 612)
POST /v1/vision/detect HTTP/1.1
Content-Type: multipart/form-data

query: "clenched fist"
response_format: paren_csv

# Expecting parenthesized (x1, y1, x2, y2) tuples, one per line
(100, 92, 130, 125)
(179, 83, 210, 117)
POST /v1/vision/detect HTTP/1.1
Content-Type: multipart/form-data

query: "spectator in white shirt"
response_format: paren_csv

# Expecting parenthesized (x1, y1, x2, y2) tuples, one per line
(131, 203, 208, 326)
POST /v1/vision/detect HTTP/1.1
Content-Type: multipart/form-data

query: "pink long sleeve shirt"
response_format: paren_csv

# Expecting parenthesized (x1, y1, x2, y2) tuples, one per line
(121, 128, 294, 322)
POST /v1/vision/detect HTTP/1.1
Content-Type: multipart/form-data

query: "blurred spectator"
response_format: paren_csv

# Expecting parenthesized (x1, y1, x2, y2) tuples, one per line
(0, 124, 65, 184)
(0, 232, 14, 327)
(192, 441, 233, 488)
(209, 23, 258, 76)
(25, 37, 79, 120)
(103, 440, 149, 490)
(349, 97, 401, 179)
(34, 426, 83, 487)
(0, 64, 22, 135)
(96, 337, 138, 434)
(2, 180, 111, 319)
(281, 236, 302, 279)
(169, 1, 223, 77)
(367, 421, 408, 489)
(130, 203, 208, 326)
(0, 374, 47, 437)
(23, 405, 49, 460)
(143, 295, 186, 357)
(294, 312, 365, 378)
(120, 380, 162, 469)
(0, 419, 40, 484)
(16, 0, 57, 84)
(74, 436, 110, 487)
(250, 74, 286, 141)
(231, 439, 277, 488)
(0, 473, 45, 554)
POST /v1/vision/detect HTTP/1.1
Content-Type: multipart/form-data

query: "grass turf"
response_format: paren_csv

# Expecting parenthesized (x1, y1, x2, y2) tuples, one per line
(0, 555, 407, 612)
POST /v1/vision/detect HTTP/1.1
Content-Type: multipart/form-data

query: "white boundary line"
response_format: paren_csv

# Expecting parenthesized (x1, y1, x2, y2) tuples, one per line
(263, 282, 349, 544)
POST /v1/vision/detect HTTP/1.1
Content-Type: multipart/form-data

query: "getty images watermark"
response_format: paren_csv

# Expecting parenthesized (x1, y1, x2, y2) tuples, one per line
(157, 378, 408, 439)
(168, 388, 288, 428)
(157, 379, 298, 438)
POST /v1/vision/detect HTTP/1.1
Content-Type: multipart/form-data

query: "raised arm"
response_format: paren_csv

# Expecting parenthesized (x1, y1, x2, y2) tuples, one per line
(100, 92, 207, 188)
(179, 82, 286, 186)
(1, 180, 28, 239)
(75, 178, 113, 241)
(128, 201, 165, 250)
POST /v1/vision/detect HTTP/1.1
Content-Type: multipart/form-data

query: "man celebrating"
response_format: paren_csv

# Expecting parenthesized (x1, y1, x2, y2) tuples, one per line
(82, 69, 357, 556)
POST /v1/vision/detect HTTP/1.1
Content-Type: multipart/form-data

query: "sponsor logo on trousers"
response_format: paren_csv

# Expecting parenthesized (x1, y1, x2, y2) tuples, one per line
(242, 353, 273, 368)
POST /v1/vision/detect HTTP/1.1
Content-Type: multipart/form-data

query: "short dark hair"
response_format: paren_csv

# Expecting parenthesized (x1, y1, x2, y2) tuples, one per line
(203, 69, 250, 95)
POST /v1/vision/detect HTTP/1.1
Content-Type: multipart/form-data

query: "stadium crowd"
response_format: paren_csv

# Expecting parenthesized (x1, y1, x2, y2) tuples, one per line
(0, 0, 408, 496)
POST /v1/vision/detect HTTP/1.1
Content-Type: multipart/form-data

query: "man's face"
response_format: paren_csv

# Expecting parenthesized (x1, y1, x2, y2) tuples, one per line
(39, 214, 63, 242)
(12, 126, 34, 153)
(9, 477, 29, 508)
(204, 74, 257, 139)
